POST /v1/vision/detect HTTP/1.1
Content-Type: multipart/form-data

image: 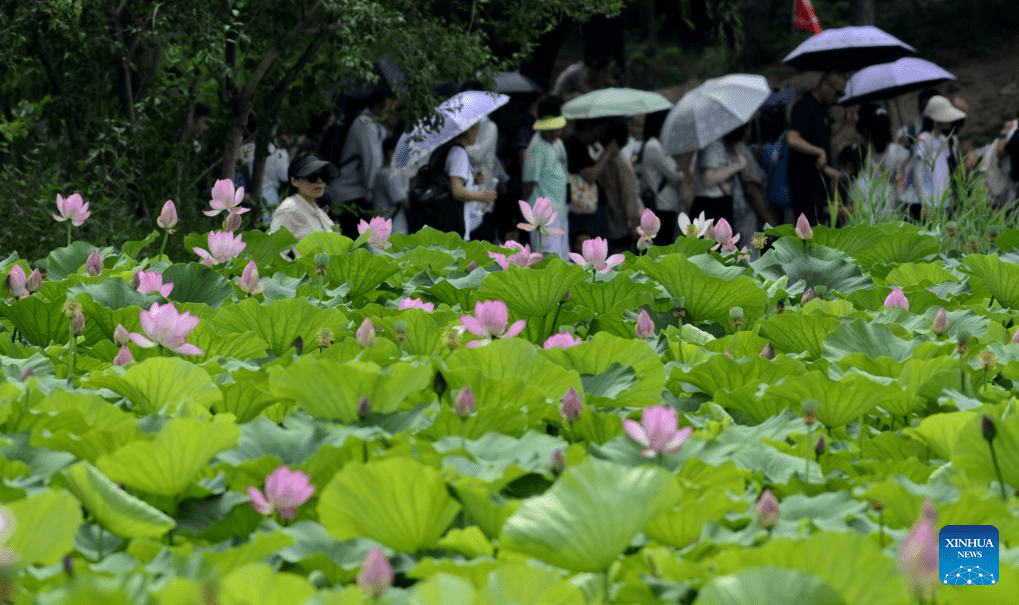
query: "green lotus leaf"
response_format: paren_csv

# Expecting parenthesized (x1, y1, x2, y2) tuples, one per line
(436, 526, 493, 558)
(904, 411, 977, 460)
(318, 457, 460, 553)
(187, 320, 271, 361)
(269, 356, 431, 422)
(293, 230, 353, 256)
(883, 261, 959, 288)
(446, 338, 580, 409)
(426, 401, 529, 440)
(97, 416, 240, 497)
(68, 279, 150, 310)
(952, 412, 1019, 490)
(812, 222, 940, 277)
(375, 308, 447, 356)
(0, 295, 70, 346)
(43, 240, 99, 280)
(205, 531, 295, 576)
(221, 562, 316, 605)
(708, 532, 909, 605)
(86, 356, 222, 415)
(121, 230, 160, 260)
(637, 253, 767, 328)
(418, 269, 486, 310)
(211, 297, 348, 357)
(500, 457, 679, 572)
(5, 488, 83, 565)
(478, 261, 587, 320)
(751, 238, 871, 294)
(481, 564, 585, 605)
(569, 273, 654, 317)
(757, 313, 841, 358)
(542, 332, 664, 408)
(964, 253, 1019, 310)
(450, 479, 520, 540)
(162, 262, 235, 306)
(695, 567, 845, 605)
(19, 390, 139, 461)
(324, 248, 402, 301)
(729, 443, 821, 484)
(407, 573, 477, 605)
(679, 353, 807, 397)
(645, 489, 744, 548)
(62, 461, 175, 538)
(241, 229, 298, 266)
(822, 319, 915, 362)
(764, 371, 896, 428)
(218, 368, 278, 422)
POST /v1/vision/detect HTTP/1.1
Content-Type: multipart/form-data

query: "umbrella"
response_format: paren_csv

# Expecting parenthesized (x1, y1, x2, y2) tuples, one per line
(661, 74, 771, 155)
(561, 87, 672, 119)
(782, 26, 916, 72)
(394, 90, 509, 168)
(838, 57, 955, 106)
(493, 71, 543, 94)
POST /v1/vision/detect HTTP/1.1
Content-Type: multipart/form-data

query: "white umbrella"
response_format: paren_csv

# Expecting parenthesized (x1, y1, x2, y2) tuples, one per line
(561, 87, 673, 119)
(394, 90, 509, 168)
(661, 74, 771, 155)
(837, 57, 955, 106)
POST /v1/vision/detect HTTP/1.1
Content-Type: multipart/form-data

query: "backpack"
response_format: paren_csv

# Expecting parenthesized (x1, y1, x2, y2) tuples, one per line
(407, 144, 465, 235)
(762, 133, 791, 208)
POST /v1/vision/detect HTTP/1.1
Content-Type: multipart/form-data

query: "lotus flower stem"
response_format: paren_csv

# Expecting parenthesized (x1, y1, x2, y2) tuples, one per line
(804, 426, 811, 484)
(878, 507, 886, 547)
(66, 323, 77, 387)
(858, 416, 865, 457)
(66, 222, 72, 247)
(547, 297, 566, 341)
(988, 441, 1008, 501)
(158, 230, 170, 258)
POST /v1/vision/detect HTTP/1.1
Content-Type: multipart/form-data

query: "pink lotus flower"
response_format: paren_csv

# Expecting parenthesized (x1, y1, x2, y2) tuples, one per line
(756, 489, 780, 530)
(398, 297, 434, 312)
(193, 230, 246, 266)
(794, 213, 813, 240)
(517, 197, 565, 236)
(7, 266, 28, 299)
(453, 386, 476, 417)
(246, 466, 315, 520)
(205, 179, 249, 218)
(86, 249, 103, 276)
(135, 270, 173, 298)
(710, 218, 740, 252)
(636, 209, 661, 250)
(357, 546, 394, 598)
(26, 269, 42, 293)
(677, 211, 712, 238)
(356, 317, 376, 347)
(357, 216, 393, 249)
(801, 288, 815, 304)
(559, 387, 583, 422)
(460, 300, 526, 348)
(113, 324, 130, 346)
(884, 288, 909, 310)
(635, 309, 655, 339)
(489, 241, 543, 270)
(113, 345, 134, 366)
(128, 301, 203, 356)
(543, 332, 582, 349)
(236, 261, 264, 295)
(53, 193, 91, 227)
(569, 237, 625, 273)
(157, 200, 177, 231)
(622, 405, 693, 458)
(899, 498, 939, 601)
(932, 307, 948, 336)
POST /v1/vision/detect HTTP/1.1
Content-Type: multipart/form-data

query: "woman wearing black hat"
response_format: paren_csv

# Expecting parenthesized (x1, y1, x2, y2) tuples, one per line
(269, 153, 340, 239)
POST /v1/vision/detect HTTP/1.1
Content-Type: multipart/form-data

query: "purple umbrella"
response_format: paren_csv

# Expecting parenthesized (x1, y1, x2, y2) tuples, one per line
(783, 25, 916, 72)
(838, 58, 955, 106)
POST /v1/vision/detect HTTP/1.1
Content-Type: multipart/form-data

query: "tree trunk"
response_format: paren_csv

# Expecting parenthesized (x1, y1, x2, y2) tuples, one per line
(848, 0, 876, 25)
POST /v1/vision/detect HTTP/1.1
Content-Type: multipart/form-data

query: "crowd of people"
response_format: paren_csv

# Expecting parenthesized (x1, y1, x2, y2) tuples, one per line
(222, 58, 1019, 256)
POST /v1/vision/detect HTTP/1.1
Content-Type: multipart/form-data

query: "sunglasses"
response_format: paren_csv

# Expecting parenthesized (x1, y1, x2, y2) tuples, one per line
(302, 170, 330, 183)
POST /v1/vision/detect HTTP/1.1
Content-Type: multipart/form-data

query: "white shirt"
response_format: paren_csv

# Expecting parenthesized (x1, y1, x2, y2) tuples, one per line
(906, 132, 951, 208)
(638, 138, 683, 212)
(269, 194, 335, 240)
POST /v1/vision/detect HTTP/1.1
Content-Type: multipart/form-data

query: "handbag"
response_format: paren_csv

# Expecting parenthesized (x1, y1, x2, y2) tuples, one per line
(567, 174, 598, 215)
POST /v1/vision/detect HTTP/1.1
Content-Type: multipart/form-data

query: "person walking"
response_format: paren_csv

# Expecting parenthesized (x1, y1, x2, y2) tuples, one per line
(522, 97, 570, 258)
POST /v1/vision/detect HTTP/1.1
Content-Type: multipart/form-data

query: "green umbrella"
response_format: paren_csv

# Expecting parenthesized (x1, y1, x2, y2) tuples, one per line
(561, 87, 673, 119)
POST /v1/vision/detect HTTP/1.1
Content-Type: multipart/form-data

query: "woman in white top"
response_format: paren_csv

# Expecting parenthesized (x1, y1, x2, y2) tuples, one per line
(446, 122, 498, 240)
(690, 126, 748, 227)
(636, 110, 684, 244)
(905, 96, 966, 219)
(269, 153, 339, 239)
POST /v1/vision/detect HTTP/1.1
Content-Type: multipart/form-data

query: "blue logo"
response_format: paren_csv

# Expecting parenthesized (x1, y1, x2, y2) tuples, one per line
(939, 525, 998, 585)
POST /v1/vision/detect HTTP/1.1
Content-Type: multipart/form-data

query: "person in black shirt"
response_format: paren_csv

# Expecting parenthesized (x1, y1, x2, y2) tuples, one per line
(564, 119, 616, 251)
(786, 72, 848, 225)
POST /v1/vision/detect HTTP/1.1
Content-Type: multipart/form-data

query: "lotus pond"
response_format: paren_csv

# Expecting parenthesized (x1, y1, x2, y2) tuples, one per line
(2, 204, 1019, 605)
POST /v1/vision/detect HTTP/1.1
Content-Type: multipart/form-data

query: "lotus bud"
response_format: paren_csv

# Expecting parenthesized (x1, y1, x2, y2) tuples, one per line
(465, 260, 477, 273)
(293, 336, 304, 354)
(803, 401, 818, 426)
(760, 342, 775, 359)
(559, 387, 583, 423)
(357, 546, 394, 599)
(635, 309, 655, 339)
(6, 265, 28, 299)
(113, 324, 130, 346)
(357, 396, 371, 419)
(814, 435, 825, 460)
(237, 261, 264, 295)
(223, 210, 243, 232)
(801, 288, 814, 304)
(883, 287, 909, 310)
(314, 253, 329, 277)
(751, 232, 767, 250)
(394, 320, 408, 344)
(956, 331, 970, 355)
(113, 345, 133, 366)
(453, 386, 475, 417)
(157, 199, 178, 231)
(756, 489, 780, 530)
(794, 213, 813, 240)
(729, 306, 744, 329)
(20, 368, 34, 381)
(86, 249, 102, 276)
(356, 318, 376, 348)
(1012, 329, 1019, 344)
(317, 328, 334, 351)
(71, 309, 85, 335)
(551, 448, 566, 474)
(982, 415, 997, 443)
(930, 307, 948, 336)
(26, 269, 42, 292)
(979, 350, 998, 371)
(62, 554, 73, 577)
(871, 500, 885, 512)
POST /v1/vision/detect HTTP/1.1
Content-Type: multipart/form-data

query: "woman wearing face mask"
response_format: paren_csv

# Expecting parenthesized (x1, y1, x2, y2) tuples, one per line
(269, 153, 340, 239)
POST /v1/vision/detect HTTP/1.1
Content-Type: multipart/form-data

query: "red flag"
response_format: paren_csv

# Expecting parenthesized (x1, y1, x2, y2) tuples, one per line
(793, 0, 823, 34)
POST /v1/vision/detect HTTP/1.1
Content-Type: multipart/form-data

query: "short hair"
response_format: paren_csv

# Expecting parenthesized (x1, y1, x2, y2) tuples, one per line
(642, 109, 669, 141)
(536, 95, 563, 119)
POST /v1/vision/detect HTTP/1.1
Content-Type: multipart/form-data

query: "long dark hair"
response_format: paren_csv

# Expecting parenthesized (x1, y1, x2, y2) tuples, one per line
(642, 109, 669, 142)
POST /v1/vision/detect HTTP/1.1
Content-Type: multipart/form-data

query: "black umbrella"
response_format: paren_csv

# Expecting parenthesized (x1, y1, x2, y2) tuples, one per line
(783, 26, 916, 73)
